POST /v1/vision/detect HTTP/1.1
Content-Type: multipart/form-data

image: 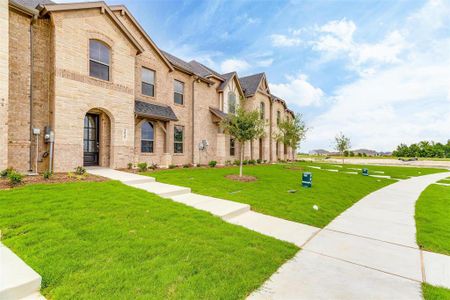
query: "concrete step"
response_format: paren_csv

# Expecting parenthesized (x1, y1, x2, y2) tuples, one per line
(0, 244, 42, 300)
(228, 211, 320, 247)
(170, 193, 250, 220)
(130, 182, 191, 198)
(86, 167, 155, 184)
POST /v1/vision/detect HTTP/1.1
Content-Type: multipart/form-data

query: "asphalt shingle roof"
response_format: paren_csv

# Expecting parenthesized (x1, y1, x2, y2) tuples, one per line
(188, 60, 224, 80)
(209, 107, 227, 119)
(239, 73, 265, 97)
(14, 0, 53, 9)
(217, 72, 235, 91)
(135, 100, 178, 121)
(161, 50, 196, 75)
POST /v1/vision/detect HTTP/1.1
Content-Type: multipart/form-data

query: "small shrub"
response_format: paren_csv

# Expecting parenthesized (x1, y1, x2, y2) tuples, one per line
(208, 160, 217, 167)
(234, 160, 241, 166)
(263, 160, 267, 163)
(242, 160, 249, 165)
(8, 171, 23, 185)
(183, 164, 191, 168)
(225, 160, 232, 166)
(127, 163, 133, 169)
(137, 162, 148, 172)
(169, 164, 176, 169)
(149, 163, 158, 170)
(1, 167, 14, 178)
(43, 170, 52, 180)
(248, 159, 256, 165)
(74, 166, 86, 175)
(256, 159, 262, 164)
(67, 172, 74, 179)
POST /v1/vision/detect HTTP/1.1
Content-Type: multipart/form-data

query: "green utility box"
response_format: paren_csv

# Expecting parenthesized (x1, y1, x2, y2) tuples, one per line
(362, 168, 369, 176)
(302, 172, 312, 188)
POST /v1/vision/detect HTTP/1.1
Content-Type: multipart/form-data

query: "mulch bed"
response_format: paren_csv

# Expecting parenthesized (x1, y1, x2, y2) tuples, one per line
(0, 173, 108, 190)
(284, 165, 304, 171)
(225, 174, 257, 182)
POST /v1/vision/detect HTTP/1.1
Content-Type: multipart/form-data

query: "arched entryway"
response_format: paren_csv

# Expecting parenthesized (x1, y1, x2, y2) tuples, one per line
(83, 108, 112, 167)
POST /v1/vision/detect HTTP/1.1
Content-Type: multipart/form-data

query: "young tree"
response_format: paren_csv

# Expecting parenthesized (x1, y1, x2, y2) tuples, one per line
(334, 132, 351, 163)
(220, 107, 265, 177)
(274, 113, 308, 159)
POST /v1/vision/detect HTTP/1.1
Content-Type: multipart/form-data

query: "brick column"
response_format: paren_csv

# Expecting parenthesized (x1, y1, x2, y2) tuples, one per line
(216, 133, 226, 165)
(0, 1, 9, 170)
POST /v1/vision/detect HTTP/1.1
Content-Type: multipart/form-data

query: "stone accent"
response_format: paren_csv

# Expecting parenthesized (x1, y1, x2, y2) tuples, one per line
(0, 1, 8, 170)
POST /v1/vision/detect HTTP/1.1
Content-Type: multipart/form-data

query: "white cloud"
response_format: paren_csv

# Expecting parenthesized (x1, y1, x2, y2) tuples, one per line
(220, 58, 250, 73)
(312, 19, 408, 74)
(269, 74, 324, 107)
(302, 0, 450, 152)
(270, 34, 301, 47)
(256, 58, 274, 67)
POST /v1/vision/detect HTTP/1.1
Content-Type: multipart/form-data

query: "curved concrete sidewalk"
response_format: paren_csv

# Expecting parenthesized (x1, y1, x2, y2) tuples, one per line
(250, 171, 450, 299)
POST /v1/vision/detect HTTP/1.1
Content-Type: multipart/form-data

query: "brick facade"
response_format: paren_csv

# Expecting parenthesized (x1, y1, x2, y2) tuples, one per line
(5, 1, 296, 173)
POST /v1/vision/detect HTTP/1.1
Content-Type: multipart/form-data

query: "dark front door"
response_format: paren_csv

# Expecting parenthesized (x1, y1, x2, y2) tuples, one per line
(259, 138, 263, 160)
(83, 113, 99, 166)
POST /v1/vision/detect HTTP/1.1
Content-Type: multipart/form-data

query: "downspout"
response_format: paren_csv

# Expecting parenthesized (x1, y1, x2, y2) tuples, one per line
(191, 76, 196, 165)
(28, 18, 35, 172)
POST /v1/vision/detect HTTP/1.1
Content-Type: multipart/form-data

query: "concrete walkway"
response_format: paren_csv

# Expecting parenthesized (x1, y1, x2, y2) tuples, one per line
(249, 171, 450, 299)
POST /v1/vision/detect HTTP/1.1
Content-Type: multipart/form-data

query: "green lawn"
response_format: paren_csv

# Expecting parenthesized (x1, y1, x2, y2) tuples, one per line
(308, 162, 446, 179)
(423, 283, 450, 300)
(146, 163, 392, 228)
(0, 181, 297, 299)
(437, 178, 450, 184)
(147, 162, 447, 228)
(415, 183, 450, 255)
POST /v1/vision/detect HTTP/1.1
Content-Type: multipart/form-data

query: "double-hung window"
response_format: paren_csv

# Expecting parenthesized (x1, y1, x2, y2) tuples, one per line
(141, 122, 154, 153)
(142, 67, 155, 97)
(230, 138, 235, 156)
(174, 125, 184, 154)
(174, 80, 184, 105)
(89, 40, 110, 81)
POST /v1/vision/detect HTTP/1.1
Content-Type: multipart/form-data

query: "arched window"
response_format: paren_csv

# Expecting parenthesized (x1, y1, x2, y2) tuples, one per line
(89, 40, 110, 81)
(260, 102, 265, 119)
(277, 111, 281, 125)
(228, 92, 236, 114)
(141, 122, 154, 153)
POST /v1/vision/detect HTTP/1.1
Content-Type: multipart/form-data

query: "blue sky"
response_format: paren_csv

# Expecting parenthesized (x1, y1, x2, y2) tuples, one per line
(59, 0, 450, 152)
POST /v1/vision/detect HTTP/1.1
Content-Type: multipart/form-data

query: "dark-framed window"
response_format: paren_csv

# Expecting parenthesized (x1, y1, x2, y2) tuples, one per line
(260, 102, 265, 119)
(277, 111, 281, 125)
(174, 125, 184, 154)
(141, 122, 154, 153)
(142, 67, 155, 97)
(89, 40, 110, 81)
(230, 138, 235, 156)
(228, 92, 236, 114)
(174, 80, 184, 105)
(284, 144, 288, 155)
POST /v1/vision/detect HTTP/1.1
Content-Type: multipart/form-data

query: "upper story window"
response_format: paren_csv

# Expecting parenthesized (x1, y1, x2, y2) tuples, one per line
(142, 67, 155, 97)
(228, 92, 236, 114)
(277, 111, 281, 125)
(174, 80, 184, 105)
(260, 102, 265, 119)
(89, 40, 110, 81)
(141, 122, 154, 153)
(174, 125, 184, 154)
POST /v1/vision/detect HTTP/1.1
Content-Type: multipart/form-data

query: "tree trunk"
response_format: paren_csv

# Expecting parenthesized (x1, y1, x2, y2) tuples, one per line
(240, 143, 244, 177)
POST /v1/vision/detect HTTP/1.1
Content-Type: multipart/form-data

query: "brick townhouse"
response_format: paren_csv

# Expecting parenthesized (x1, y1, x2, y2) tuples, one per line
(0, 0, 296, 173)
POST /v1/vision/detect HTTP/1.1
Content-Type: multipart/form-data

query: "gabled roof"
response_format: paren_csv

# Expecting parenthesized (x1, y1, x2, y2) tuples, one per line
(239, 73, 268, 97)
(161, 51, 213, 84)
(109, 5, 173, 71)
(188, 60, 224, 81)
(270, 94, 288, 110)
(9, 0, 39, 17)
(217, 72, 245, 99)
(135, 100, 178, 121)
(38, 1, 144, 54)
